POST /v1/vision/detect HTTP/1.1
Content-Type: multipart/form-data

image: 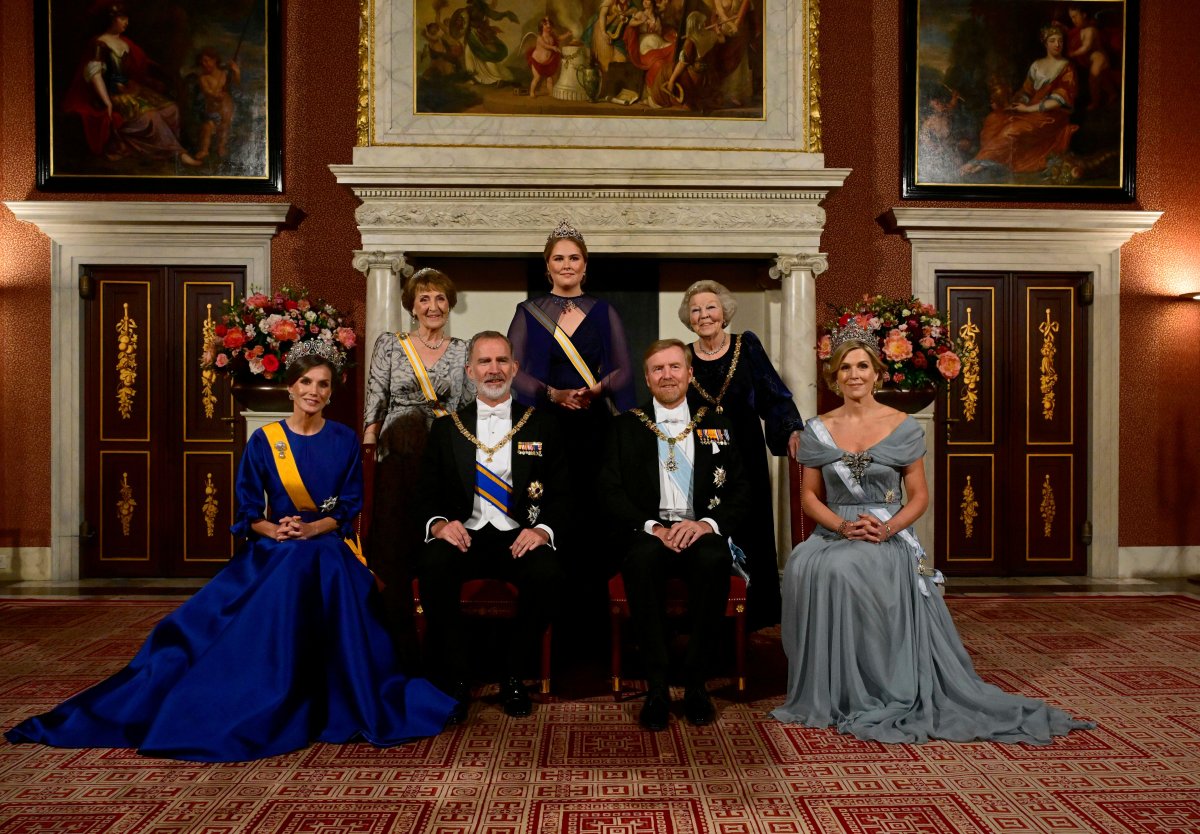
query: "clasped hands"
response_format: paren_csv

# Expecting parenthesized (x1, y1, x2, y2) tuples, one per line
(650, 519, 712, 552)
(838, 514, 892, 544)
(432, 519, 549, 558)
(271, 515, 320, 542)
(548, 382, 603, 411)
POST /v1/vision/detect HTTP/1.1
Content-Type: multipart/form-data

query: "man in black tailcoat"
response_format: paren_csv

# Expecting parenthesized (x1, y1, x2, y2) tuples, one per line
(415, 331, 567, 722)
(598, 338, 749, 731)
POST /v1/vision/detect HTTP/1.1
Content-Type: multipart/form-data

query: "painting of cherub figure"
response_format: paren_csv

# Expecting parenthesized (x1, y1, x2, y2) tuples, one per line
(413, 0, 764, 118)
(906, 0, 1135, 200)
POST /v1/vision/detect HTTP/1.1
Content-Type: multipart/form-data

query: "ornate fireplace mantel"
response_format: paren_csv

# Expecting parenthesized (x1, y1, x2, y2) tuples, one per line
(332, 151, 850, 420)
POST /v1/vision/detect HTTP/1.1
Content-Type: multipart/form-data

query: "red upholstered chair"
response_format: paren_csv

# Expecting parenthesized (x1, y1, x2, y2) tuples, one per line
(606, 573, 748, 700)
(789, 458, 817, 547)
(411, 578, 554, 694)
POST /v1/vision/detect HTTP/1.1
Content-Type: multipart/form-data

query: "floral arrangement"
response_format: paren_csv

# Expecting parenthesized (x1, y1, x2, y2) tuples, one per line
(817, 294, 963, 390)
(201, 286, 357, 381)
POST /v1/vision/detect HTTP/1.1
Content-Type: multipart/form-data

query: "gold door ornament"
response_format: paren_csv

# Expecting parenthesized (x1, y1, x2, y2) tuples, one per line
(201, 472, 219, 537)
(117, 471, 137, 536)
(1038, 308, 1059, 421)
(200, 304, 219, 420)
(958, 307, 981, 422)
(959, 475, 979, 539)
(1040, 473, 1056, 537)
(115, 302, 139, 419)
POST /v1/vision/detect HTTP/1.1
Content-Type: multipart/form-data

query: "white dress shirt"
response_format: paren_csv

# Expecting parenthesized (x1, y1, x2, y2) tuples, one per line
(426, 397, 554, 545)
(643, 399, 720, 536)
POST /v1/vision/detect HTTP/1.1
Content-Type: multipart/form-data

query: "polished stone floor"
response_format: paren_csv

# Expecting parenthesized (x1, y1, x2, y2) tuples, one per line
(2, 575, 1197, 600)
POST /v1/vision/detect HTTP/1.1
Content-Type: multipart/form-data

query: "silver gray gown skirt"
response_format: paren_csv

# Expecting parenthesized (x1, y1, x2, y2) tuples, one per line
(772, 417, 1094, 745)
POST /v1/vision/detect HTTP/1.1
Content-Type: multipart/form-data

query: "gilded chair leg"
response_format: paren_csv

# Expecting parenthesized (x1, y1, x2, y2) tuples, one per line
(540, 678, 551, 695)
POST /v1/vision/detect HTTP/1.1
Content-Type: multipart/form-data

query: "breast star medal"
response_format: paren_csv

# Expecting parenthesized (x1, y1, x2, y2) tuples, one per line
(528, 481, 544, 500)
(713, 466, 727, 488)
(320, 496, 339, 512)
(274, 440, 287, 460)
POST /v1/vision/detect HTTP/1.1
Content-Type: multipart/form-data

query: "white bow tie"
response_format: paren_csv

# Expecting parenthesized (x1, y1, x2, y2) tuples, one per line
(657, 407, 689, 426)
(478, 404, 510, 421)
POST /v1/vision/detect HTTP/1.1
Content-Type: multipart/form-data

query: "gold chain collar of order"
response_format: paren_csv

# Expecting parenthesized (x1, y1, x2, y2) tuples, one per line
(451, 407, 535, 462)
(631, 405, 708, 472)
(689, 333, 741, 414)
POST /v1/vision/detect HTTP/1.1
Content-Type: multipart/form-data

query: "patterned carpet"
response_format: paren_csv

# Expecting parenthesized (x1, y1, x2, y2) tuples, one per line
(1, 595, 1199, 834)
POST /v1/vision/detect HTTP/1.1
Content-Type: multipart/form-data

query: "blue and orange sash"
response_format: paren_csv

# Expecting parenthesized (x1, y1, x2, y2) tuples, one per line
(475, 461, 513, 515)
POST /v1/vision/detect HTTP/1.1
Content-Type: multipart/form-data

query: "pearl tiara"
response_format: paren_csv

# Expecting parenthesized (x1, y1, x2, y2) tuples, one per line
(547, 219, 585, 245)
(829, 320, 876, 353)
(285, 338, 344, 371)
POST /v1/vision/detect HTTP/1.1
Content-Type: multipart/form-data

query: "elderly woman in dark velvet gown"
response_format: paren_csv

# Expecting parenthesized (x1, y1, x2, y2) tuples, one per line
(681, 280, 804, 629)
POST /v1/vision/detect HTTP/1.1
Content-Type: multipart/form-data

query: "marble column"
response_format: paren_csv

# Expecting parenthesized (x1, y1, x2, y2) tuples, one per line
(771, 253, 828, 421)
(352, 250, 413, 356)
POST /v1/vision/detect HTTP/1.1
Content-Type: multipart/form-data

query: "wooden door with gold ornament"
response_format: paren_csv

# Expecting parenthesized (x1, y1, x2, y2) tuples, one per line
(936, 272, 1090, 575)
(81, 266, 244, 577)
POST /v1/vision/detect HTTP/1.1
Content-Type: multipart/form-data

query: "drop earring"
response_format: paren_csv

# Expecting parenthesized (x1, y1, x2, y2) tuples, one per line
(410, 314, 417, 327)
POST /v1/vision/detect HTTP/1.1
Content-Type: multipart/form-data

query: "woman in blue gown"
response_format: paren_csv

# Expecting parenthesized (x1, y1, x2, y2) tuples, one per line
(772, 327, 1094, 744)
(5, 347, 456, 762)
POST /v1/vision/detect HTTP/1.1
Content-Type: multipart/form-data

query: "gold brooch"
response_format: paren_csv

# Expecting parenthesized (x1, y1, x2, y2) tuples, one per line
(274, 440, 287, 460)
(528, 480, 544, 500)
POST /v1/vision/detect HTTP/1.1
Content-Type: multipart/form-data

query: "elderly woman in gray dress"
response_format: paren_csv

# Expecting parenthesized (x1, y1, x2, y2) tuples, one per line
(363, 268, 474, 646)
(773, 323, 1094, 744)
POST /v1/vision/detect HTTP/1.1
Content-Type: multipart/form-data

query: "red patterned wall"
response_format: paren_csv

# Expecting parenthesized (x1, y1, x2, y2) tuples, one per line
(1, 0, 1196, 550)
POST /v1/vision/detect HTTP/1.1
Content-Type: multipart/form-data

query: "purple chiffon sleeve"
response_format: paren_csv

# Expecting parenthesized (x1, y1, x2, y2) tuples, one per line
(508, 302, 548, 406)
(602, 302, 635, 411)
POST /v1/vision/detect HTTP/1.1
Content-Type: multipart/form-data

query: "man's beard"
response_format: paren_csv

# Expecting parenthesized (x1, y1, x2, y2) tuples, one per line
(479, 379, 512, 400)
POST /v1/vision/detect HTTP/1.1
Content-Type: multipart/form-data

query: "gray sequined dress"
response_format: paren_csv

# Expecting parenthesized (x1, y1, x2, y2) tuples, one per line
(772, 416, 1094, 745)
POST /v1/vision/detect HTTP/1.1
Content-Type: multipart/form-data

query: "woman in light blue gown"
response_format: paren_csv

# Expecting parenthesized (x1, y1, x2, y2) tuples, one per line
(6, 347, 456, 761)
(772, 327, 1094, 745)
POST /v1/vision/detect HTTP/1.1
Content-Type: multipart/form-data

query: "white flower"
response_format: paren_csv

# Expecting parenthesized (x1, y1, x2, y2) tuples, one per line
(305, 311, 318, 322)
(248, 358, 265, 375)
(261, 314, 281, 332)
(244, 324, 257, 337)
(902, 308, 911, 316)
(930, 318, 942, 327)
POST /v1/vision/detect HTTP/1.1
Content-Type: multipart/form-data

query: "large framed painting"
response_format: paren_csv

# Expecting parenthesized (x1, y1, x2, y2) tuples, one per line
(902, 0, 1137, 201)
(360, 0, 819, 156)
(35, 0, 282, 194)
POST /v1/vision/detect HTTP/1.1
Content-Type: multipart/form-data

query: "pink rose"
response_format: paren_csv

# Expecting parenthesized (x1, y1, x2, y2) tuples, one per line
(881, 329, 913, 362)
(893, 372, 906, 384)
(245, 293, 271, 309)
(937, 351, 962, 380)
(297, 298, 312, 311)
(816, 334, 832, 360)
(919, 336, 935, 349)
(271, 319, 302, 342)
(215, 353, 229, 368)
(336, 327, 357, 349)
(854, 313, 874, 330)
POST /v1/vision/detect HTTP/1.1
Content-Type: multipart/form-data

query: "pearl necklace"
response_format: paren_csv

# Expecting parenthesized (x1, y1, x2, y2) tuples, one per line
(416, 331, 445, 350)
(696, 332, 728, 356)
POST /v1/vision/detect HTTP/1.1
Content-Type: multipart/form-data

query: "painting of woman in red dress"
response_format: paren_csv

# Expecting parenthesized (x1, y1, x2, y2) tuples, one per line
(960, 23, 1078, 177)
(61, 3, 199, 168)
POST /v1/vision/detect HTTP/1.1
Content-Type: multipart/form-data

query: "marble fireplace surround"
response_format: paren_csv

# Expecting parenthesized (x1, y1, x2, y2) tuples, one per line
(6, 201, 292, 580)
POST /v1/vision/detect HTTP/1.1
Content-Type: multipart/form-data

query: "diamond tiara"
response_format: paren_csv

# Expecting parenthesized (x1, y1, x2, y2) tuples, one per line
(547, 219, 584, 245)
(285, 338, 344, 371)
(829, 320, 876, 353)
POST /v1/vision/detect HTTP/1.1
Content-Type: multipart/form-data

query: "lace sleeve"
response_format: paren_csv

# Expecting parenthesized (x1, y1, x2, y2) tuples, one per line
(362, 332, 394, 428)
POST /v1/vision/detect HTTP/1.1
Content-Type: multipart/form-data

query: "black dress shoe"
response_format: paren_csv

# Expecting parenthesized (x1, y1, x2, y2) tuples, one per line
(446, 681, 471, 726)
(683, 687, 716, 726)
(499, 677, 533, 718)
(639, 689, 671, 731)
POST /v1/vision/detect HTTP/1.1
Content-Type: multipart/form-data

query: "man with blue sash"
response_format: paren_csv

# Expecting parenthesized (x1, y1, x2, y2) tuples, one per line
(415, 332, 567, 722)
(598, 339, 750, 731)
